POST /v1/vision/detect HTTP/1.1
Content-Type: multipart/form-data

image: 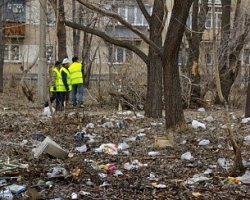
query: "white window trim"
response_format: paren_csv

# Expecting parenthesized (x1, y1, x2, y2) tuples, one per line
(117, 5, 151, 26)
(244, 49, 250, 65)
(4, 44, 21, 63)
(205, 9, 222, 29)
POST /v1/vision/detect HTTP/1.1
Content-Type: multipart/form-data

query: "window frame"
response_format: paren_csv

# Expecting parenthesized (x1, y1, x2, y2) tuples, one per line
(117, 5, 151, 26)
(4, 44, 21, 63)
(205, 7, 222, 29)
(244, 49, 250, 65)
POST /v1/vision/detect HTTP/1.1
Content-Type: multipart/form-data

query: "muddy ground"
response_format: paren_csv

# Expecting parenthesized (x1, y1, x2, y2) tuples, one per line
(0, 88, 250, 200)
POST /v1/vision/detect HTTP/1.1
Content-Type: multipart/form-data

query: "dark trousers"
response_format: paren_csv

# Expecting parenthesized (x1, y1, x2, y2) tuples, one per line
(44, 92, 60, 108)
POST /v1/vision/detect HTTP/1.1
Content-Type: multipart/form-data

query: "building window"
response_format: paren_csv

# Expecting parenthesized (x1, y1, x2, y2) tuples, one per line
(205, 53, 213, 65)
(108, 45, 133, 64)
(205, 7, 222, 29)
(178, 50, 189, 66)
(4, 45, 20, 62)
(47, 4, 55, 25)
(118, 5, 151, 26)
(244, 49, 250, 65)
(46, 45, 53, 63)
(6, 0, 25, 22)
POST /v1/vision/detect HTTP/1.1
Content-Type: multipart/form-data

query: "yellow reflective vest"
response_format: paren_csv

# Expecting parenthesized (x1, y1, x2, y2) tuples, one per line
(57, 67, 72, 92)
(68, 62, 84, 85)
(50, 67, 60, 92)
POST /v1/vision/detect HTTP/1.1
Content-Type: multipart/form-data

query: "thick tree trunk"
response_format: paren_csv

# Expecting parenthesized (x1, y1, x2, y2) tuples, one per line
(144, 0, 164, 118)
(72, 0, 80, 56)
(0, 1, 6, 93)
(0, 22, 4, 93)
(57, 0, 67, 60)
(185, 0, 208, 106)
(145, 55, 163, 118)
(245, 78, 250, 117)
(162, 0, 193, 128)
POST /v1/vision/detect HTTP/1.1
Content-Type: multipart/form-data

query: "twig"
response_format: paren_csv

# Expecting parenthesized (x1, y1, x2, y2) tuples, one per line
(85, 88, 98, 102)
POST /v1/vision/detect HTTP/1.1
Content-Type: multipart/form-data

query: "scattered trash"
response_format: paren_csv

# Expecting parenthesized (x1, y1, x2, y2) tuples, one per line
(71, 168, 81, 177)
(136, 133, 145, 140)
(147, 172, 158, 181)
(204, 116, 214, 122)
(117, 111, 132, 115)
(102, 121, 114, 128)
(99, 163, 116, 174)
(75, 145, 87, 153)
(223, 177, 241, 184)
(218, 158, 233, 170)
(244, 135, 250, 145)
(79, 191, 91, 196)
(192, 192, 202, 197)
(197, 107, 206, 112)
(203, 168, 213, 175)
(0, 179, 7, 187)
(181, 152, 193, 160)
(150, 122, 163, 127)
(31, 132, 46, 141)
(71, 192, 78, 199)
(0, 159, 28, 178)
(86, 123, 95, 129)
(99, 182, 110, 187)
(47, 166, 68, 178)
(151, 182, 167, 188)
(116, 120, 125, 128)
(43, 107, 55, 117)
(0, 188, 13, 200)
(94, 142, 129, 155)
(8, 184, 26, 194)
(37, 180, 53, 188)
(74, 130, 86, 142)
(114, 170, 123, 177)
(237, 170, 250, 184)
(198, 139, 210, 146)
(32, 137, 68, 159)
(241, 117, 250, 124)
(124, 160, 148, 170)
(191, 120, 206, 129)
(185, 174, 212, 185)
(3, 107, 11, 112)
(85, 179, 94, 186)
(154, 132, 174, 149)
(148, 151, 160, 156)
(135, 113, 145, 118)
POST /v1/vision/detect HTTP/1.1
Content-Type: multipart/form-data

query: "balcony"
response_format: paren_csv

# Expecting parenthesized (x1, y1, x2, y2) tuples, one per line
(5, 22, 25, 38)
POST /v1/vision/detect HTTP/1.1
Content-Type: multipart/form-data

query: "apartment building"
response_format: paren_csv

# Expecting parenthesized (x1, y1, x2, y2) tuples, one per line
(4, 0, 248, 82)
(3, 0, 153, 82)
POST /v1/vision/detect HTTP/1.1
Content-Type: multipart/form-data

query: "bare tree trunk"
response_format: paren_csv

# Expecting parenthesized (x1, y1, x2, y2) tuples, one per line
(245, 78, 250, 117)
(216, 0, 246, 104)
(144, 0, 164, 118)
(72, 0, 80, 56)
(163, 0, 193, 128)
(57, 0, 67, 60)
(185, 0, 208, 106)
(0, 0, 6, 93)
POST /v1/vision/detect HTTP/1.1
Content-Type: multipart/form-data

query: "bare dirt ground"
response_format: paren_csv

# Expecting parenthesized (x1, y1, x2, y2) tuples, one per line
(1, 88, 250, 200)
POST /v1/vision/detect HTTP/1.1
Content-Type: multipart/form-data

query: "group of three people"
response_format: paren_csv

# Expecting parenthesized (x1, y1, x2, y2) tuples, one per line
(44, 56, 84, 111)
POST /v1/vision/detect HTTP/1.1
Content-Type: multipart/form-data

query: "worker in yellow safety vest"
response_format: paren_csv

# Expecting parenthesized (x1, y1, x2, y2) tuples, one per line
(68, 56, 84, 108)
(57, 58, 72, 110)
(44, 61, 62, 111)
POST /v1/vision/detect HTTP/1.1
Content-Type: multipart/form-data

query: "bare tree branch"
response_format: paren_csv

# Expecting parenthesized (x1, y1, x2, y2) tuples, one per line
(64, 20, 149, 64)
(76, 0, 161, 54)
(136, 0, 151, 23)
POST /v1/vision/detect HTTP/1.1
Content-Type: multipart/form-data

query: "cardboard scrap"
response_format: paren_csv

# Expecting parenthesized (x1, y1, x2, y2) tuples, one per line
(32, 137, 68, 159)
(154, 132, 174, 149)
